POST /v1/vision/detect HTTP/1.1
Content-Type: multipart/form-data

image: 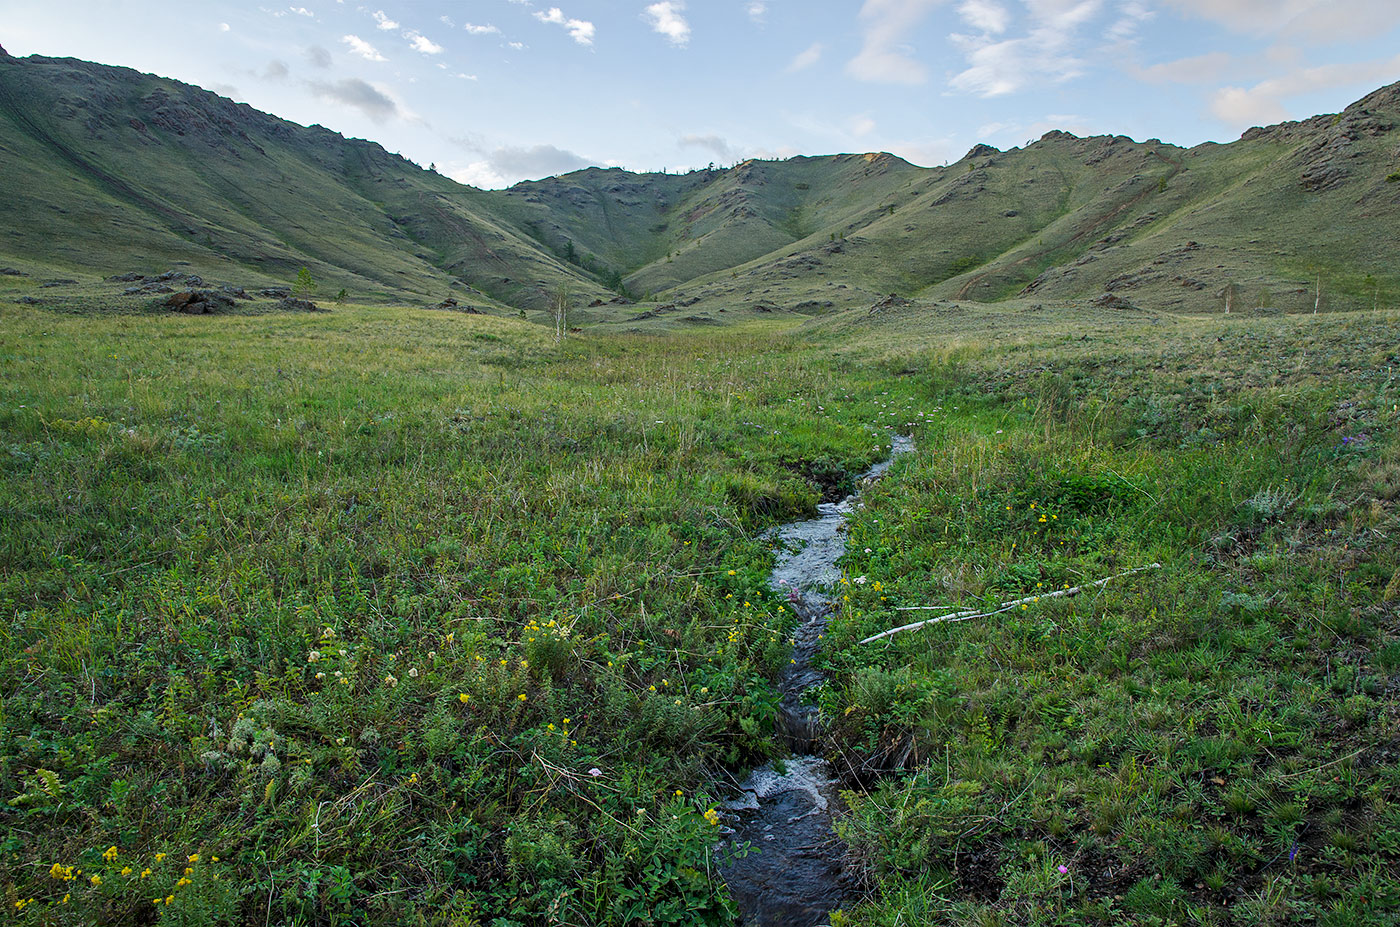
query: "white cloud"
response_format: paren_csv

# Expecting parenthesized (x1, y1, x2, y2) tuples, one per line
(406, 32, 444, 54)
(440, 15, 455, 27)
(949, 0, 1107, 97)
(681, 133, 735, 158)
(373, 10, 398, 31)
(1130, 51, 1233, 85)
(1164, 0, 1400, 42)
(342, 34, 387, 61)
(747, 1, 768, 23)
(450, 144, 593, 188)
(787, 41, 824, 72)
(289, 6, 313, 16)
(1210, 52, 1400, 127)
(846, 0, 945, 85)
(464, 22, 501, 35)
(643, 2, 691, 47)
(850, 114, 877, 136)
(534, 7, 596, 45)
(508, 41, 526, 49)
(457, 72, 478, 80)
(219, 22, 231, 32)
(957, 0, 1009, 33)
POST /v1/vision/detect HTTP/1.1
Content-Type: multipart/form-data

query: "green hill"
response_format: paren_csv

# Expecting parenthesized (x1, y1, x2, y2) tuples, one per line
(1, 50, 1398, 319)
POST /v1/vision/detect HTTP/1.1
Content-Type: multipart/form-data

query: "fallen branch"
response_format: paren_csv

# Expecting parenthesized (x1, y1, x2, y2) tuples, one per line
(859, 563, 1161, 645)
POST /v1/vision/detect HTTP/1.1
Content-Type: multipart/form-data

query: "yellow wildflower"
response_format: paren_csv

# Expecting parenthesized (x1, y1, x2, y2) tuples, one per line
(459, 693, 470, 703)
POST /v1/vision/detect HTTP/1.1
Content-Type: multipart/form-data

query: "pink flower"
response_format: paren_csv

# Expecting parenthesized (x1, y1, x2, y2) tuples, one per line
(1058, 865, 1069, 874)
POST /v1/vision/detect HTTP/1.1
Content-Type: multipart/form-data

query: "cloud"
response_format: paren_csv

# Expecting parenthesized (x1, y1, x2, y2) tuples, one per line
(373, 10, 399, 31)
(306, 45, 333, 68)
(1210, 52, 1400, 127)
(948, 0, 1107, 97)
(846, 0, 945, 85)
(1129, 51, 1233, 85)
(786, 41, 824, 72)
(450, 143, 594, 187)
(219, 22, 231, 32)
(957, 0, 1009, 33)
(264, 60, 290, 80)
(1164, 0, 1400, 42)
(342, 34, 387, 61)
(850, 114, 877, 136)
(534, 7, 596, 45)
(747, 1, 768, 23)
(307, 78, 402, 122)
(681, 134, 735, 159)
(643, 2, 691, 46)
(289, 6, 313, 16)
(464, 22, 501, 35)
(406, 32, 444, 54)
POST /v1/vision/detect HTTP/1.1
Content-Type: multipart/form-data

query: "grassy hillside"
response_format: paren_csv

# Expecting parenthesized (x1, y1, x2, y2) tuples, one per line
(3, 52, 1397, 323)
(0, 55, 609, 310)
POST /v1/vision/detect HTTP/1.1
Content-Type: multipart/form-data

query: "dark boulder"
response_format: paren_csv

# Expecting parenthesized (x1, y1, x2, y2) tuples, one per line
(277, 297, 320, 312)
(167, 289, 234, 314)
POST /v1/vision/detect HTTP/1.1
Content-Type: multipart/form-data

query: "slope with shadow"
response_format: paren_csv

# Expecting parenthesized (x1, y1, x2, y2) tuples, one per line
(0, 53, 610, 309)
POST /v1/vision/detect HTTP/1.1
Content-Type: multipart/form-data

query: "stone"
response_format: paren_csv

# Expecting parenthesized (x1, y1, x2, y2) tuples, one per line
(277, 297, 320, 312)
(166, 289, 234, 314)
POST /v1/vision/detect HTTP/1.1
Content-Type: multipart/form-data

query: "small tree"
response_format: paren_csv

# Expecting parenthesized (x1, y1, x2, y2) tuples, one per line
(293, 266, 317, 297)
(550, 286, 570, 342)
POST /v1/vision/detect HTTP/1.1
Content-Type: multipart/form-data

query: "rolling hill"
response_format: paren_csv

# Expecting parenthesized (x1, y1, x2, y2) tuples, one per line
(2, 49, 1398, 319)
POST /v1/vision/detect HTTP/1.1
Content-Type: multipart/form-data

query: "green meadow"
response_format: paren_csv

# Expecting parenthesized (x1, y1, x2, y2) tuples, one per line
(2, 297, 1397, 925)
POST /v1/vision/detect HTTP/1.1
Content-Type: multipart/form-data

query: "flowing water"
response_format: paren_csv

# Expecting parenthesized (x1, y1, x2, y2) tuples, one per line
(718, 434, 914, 927)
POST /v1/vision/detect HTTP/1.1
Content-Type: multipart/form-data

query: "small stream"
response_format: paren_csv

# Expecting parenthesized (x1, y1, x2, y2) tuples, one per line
(718, 434, 913, 927)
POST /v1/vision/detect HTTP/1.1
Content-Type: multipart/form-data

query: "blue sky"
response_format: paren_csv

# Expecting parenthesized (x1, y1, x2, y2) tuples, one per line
(5, 1, 1400, 187)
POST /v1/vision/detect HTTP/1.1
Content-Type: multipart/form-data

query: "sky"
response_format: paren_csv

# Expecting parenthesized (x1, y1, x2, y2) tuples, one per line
(5, 1, 1400, 188)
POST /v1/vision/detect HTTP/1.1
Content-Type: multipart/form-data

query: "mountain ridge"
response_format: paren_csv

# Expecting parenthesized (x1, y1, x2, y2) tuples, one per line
(2, 51, 1397, 319)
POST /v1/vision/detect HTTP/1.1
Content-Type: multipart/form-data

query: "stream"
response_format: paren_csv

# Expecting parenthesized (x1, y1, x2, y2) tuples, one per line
(718, 434, 914, 927)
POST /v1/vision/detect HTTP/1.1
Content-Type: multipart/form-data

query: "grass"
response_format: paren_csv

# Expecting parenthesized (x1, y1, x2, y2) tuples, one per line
(1, 289, 1397, 925)
(816, 307, 1400, 925)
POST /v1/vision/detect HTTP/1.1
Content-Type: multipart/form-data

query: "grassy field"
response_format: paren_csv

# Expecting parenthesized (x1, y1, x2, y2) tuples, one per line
(2, 294, 1397, 925)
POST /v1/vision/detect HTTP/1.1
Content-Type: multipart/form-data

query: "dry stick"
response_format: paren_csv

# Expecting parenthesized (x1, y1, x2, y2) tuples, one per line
(859, 563, 1162, 645)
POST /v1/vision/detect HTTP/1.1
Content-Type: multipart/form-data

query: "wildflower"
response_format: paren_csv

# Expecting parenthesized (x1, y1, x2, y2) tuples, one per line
(315, 672, 325, 680)
(517, 693, 527, 701)
(188, 854, 199, 863)
(675, 789, 683, 796)
(727, 570, 736, 575)
(165, 895, 175, 904)
(459, 693, 470, 703)
(384, 675, 398, 688)
(1058, 864, 1069, 874)
(176, 877, 191, 887)
(408, 667, 418, 678)
(211, 856, 219, 863)
(91, 874, 102, 886)
(704, 808, 721, 826)
(563, 718, 570, 724)
(427, 651, 436, 660)
(308, 650, 321, 662)
(141, 869, 152, 878)
(155, 853, 166, 862)
(321, 627, 335, 640)
(445, 632, 454, 644)
(121, 866, 133, 876)
(50, 863, 68, 880)
(103, 845, 119, 861)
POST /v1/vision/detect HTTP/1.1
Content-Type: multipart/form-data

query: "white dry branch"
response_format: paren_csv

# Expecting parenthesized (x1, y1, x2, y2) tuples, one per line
(859, 563, 1162, 645)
